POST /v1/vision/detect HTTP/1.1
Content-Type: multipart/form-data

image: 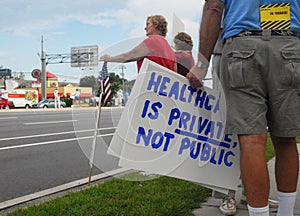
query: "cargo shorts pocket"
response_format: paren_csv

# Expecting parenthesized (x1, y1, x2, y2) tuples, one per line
(226, 50, 256, 89)
(281, 50, 300, 88)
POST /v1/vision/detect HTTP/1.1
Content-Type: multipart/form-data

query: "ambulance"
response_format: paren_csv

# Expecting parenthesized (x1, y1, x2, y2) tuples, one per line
(8, 90, 39, 108)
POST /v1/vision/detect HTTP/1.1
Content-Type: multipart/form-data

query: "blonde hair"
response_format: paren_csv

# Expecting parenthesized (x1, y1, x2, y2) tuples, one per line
(173, 32, 193, 51)
(147, 15, 168, 37)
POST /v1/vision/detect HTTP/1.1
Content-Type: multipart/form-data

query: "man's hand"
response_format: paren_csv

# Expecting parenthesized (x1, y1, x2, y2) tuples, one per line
(186, 65, 208, 88)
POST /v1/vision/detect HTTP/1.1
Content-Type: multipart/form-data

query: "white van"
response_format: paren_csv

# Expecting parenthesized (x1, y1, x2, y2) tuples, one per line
(8, 90, 39, 108)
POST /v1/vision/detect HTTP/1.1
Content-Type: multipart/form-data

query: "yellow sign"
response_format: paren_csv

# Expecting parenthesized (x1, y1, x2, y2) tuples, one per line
(260, 3, 290, 29)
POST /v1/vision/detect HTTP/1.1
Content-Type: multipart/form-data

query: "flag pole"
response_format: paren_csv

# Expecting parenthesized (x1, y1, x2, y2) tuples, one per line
(88, 61, 110, 185)
(88, 92, 103, 185)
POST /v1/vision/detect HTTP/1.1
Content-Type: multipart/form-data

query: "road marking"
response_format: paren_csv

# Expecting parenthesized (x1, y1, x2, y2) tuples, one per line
(0, 133, 115, 151)
(0, 127, 116, 141)
(24, 120, 78, 125)
(0, 117, 17, 120)
(0, 167, 131, 211)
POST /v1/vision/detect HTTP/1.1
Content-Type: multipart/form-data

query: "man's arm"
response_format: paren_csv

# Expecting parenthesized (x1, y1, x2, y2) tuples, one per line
(200, 0, 224, 62)
(187, 0, 224, 88)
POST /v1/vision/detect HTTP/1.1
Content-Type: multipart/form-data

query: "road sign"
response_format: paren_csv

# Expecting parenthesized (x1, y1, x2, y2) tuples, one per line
(31, 69, 42, 79)
(71, 45, 98, 67)
(0, 68, 12, 78)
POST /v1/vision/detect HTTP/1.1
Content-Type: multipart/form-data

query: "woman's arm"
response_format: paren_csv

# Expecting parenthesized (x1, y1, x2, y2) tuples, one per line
(100, 42, 151, 63)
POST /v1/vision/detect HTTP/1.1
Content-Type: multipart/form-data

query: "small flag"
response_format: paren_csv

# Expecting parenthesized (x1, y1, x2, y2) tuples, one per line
(99, 61, 112, 106)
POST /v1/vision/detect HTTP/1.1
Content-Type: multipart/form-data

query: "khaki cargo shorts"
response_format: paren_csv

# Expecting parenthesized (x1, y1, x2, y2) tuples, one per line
(220, 34, 300, 137)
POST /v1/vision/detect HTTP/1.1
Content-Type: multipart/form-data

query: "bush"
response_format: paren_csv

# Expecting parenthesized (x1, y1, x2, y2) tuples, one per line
(63, 97, 73, 107)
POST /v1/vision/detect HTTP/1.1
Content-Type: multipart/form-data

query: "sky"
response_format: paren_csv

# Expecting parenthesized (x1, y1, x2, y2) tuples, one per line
(0, 0, 205, 83)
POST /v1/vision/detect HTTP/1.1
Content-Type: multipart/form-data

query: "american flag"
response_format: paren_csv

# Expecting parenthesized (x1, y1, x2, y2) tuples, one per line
(99, 61, 112, 106)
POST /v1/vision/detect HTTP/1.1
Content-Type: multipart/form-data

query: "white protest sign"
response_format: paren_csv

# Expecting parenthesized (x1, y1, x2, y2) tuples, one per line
(5, 79, 16, 92)
(108, 59, 240, 192)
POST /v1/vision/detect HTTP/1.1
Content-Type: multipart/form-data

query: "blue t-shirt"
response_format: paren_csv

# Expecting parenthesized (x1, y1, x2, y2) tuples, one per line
(220, 0, 300, 40)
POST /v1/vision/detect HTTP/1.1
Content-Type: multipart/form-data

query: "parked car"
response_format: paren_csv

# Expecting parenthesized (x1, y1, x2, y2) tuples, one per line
(31, 98, 66, 109)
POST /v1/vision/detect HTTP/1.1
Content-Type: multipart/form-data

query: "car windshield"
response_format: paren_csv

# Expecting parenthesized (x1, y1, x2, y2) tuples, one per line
(39, 99, 52, 104)
(38, 99, 47, 104)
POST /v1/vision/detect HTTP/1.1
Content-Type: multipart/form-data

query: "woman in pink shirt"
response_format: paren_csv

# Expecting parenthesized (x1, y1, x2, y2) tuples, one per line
(101, 15, 177, 72)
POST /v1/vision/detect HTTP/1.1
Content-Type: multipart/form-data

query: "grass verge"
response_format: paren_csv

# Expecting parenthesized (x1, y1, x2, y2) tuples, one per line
(4, 174, 211, 216)
(4, 135, 278, 216)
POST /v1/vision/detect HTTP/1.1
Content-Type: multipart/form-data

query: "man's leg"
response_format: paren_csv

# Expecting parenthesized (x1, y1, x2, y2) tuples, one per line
(58, 97, 61, 108)
(239, 134, 269, 207)
(5, 98, 9, 109)
(271, 136, 298, 192)
(271, 135, 298, 216)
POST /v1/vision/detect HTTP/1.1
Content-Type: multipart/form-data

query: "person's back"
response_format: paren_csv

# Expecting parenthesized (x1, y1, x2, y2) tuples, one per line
(54, 89, 59, 98)
(54, 88, 60, 108)
(221, 0, 300, 41)
(174, 52, 194, 77)
(137, 35, 176, 72)
(220, 0, 300, 215)
(173, 32, 195, 77)
(188, 1, 300, 216)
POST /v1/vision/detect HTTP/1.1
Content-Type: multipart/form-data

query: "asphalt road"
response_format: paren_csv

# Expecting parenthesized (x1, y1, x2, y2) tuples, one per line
(0, 107, 123, 203)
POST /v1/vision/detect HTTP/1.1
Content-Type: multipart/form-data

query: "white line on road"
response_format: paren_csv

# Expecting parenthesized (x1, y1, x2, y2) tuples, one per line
(0, 117, 17, 120)
(0, 133, 115, 151)
(24, 120, 78, 125)
(0, 127, 116, 141)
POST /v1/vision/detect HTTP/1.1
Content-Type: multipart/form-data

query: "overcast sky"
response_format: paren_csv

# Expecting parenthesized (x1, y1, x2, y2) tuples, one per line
(0, 0, 205, 82)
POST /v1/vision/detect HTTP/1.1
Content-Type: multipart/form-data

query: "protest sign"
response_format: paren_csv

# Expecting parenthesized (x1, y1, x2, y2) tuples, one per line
(108, 59, 240, 192)
(5, 79, 16, 92)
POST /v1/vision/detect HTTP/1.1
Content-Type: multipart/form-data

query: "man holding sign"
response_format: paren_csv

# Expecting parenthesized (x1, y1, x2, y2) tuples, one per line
(187, 0, 300, 215)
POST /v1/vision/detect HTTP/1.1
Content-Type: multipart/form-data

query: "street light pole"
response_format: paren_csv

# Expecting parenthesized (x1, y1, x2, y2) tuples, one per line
(41, 35, 47, 100)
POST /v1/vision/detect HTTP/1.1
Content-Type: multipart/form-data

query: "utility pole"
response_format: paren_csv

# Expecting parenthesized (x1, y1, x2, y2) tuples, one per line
(119, 65, 126, 96)
(41, 35, 47, 99)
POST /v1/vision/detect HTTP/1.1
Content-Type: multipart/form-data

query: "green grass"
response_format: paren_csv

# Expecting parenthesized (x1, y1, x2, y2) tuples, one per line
(265, 134, 275, 161)
(4, 135, 278, 216)
(265, 135, 300, 161)
(5, 174, 211, 216)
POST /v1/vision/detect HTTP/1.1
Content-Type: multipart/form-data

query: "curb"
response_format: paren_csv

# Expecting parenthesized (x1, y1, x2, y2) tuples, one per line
(0, 168, 131, 212)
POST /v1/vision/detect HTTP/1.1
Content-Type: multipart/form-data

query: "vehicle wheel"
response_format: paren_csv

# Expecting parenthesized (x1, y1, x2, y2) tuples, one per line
(60, 105, 64, 108)
(43, 105, 48, 109)
(25, 104, 30, 109)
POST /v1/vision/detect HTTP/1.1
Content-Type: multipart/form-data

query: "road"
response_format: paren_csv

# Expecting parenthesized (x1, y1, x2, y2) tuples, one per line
(0, 107, 123, 204)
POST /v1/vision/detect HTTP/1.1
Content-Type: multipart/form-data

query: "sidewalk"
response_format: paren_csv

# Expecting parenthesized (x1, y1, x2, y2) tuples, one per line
(193, 145, 300, 216)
